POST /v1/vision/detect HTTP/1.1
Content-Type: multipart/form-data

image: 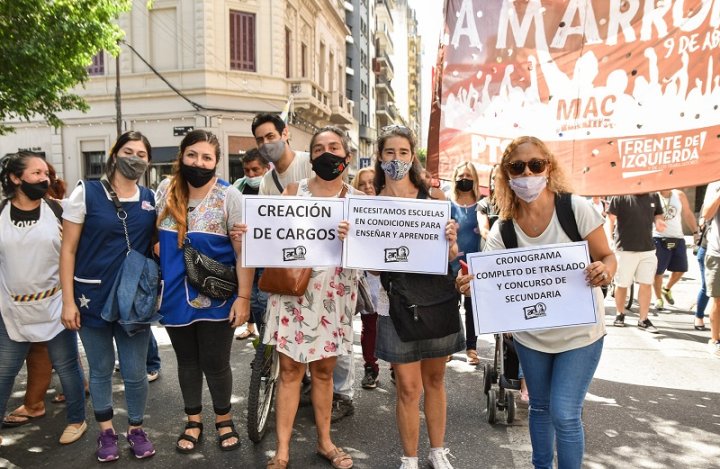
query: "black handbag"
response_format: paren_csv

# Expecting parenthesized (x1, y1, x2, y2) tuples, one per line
(183, 239, 238, 300)
(381, 271, 461, 342)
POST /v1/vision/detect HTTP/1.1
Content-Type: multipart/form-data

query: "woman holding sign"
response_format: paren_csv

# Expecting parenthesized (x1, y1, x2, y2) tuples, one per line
(459, 136, 615, 469)
(372, 125, 463, 469)
(264, 126, 359, 469)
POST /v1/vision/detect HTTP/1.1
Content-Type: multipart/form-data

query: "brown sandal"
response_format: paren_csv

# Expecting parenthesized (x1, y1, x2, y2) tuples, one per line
(267, 455, 289, 468)
(466, 349, 480, 365)
(317, 446, 353, 469)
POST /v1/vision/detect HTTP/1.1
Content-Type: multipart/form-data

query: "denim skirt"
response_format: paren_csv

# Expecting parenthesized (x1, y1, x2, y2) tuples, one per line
(375, 315, 465, 364)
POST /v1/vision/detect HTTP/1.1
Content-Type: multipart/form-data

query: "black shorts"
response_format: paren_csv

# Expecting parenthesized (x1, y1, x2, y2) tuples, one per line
(654, 237, 688, 274)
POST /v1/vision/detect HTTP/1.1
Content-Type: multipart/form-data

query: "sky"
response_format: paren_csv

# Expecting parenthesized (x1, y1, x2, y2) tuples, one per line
(407, 0, 445, 148)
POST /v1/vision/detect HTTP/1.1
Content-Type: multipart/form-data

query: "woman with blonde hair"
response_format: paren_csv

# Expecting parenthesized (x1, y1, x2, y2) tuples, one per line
(448, 161, 481, 365)
(458, 136, 615, 469)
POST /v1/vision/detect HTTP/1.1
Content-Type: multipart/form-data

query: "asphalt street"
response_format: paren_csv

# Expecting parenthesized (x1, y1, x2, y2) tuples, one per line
(0, 242, 718, 469)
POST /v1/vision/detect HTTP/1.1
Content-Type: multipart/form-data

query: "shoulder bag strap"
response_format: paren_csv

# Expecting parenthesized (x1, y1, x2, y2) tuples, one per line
(44, 198, 63, 222)
(498, 219, 518, 249)
(100, 179, 132, 253)
(271, 169, 284, 193)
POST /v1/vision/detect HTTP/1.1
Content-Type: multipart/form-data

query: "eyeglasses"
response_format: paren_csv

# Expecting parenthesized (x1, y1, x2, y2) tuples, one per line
(504, 158, 548, 176)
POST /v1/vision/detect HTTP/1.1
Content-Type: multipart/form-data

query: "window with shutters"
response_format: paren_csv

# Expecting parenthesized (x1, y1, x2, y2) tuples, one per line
(229, 10, 255, 71)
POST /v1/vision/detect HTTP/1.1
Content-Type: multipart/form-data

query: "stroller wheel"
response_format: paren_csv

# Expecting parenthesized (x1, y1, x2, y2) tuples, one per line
(506, 391, 515, 424)
(487, 389, 497, 424)
(482, 363, 493, 395)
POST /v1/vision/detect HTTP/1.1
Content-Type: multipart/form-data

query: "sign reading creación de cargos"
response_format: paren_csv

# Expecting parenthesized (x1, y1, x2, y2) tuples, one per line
(467, 241, 597, 334)
(343, 196, 451, 274)
(427, 0, 720, 195)
(241, 195, 347, 268)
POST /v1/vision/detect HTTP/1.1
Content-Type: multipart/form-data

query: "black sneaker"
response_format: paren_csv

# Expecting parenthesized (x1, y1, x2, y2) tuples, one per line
(637, 318, 659, 333)
(361, 366, 379, 389)
(613, 313, 626, 327)
(330, 395, 355, 423)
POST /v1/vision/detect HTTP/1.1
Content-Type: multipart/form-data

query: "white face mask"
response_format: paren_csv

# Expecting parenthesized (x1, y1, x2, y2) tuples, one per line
(509, 175, 547, 203)
(246, 175, 263, 188)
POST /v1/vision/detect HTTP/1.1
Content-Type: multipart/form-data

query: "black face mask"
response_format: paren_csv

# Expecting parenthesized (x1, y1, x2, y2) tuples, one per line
(180, 163, 215, 188)
(21, 180, 49, 200)
(311, 152, 348, 181)
(456, 178, 474, 193)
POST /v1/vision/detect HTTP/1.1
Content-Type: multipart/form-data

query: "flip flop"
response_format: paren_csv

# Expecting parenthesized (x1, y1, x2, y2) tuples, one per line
(2, 412, 46, 428)
(51, 394, 66, 404)
(235, 329, 255, 340)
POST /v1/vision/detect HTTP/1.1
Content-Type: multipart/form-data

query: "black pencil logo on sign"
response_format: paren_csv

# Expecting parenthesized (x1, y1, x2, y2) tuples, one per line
(283, 246, 307, 261)
(523, 302, 547, 320)
(384, 246, 409, 263)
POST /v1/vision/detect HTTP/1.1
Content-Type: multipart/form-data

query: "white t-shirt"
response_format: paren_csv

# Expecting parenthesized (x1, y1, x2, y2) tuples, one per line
(704, 181, 720, 256)
(258, 151, 313, 195)
(63, 180, 142, 224)
(484, 195, 606, 353)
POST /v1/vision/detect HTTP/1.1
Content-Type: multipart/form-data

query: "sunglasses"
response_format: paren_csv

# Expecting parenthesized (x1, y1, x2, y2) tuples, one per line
(504, 158, 548, 176)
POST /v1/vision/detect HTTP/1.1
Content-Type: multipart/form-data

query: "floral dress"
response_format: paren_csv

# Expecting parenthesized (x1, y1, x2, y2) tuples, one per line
(263, 179, 359, 363)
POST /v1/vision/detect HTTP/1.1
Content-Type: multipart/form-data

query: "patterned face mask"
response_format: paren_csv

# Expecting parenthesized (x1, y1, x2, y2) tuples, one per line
(380, 159, 413, 181)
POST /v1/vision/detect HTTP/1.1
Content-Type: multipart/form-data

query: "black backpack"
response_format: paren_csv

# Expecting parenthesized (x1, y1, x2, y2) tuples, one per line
(498, 192, 581, 248)
(0, 197, 63, 222)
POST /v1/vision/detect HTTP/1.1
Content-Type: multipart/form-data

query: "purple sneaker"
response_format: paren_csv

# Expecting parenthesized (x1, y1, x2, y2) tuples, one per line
(126, 428, 156, 459)
(96, 429, 120, 462)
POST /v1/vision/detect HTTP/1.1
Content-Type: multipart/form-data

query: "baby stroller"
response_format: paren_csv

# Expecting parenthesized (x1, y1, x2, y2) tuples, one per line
(482, 334, 520, 424)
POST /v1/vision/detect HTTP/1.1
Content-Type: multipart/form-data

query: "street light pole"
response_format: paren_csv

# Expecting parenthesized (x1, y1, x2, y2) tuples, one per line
(115, 41, 122, 138)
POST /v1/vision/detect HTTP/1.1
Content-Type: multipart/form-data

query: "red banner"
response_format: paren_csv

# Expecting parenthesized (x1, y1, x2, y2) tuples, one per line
(427, 0, 720, 195)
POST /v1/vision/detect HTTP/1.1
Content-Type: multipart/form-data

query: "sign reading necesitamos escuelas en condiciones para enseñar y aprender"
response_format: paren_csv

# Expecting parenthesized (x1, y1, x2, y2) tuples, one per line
(343, 195, 451, 275)
(241, 195, 347, 268)
(467, 241, 597, 335)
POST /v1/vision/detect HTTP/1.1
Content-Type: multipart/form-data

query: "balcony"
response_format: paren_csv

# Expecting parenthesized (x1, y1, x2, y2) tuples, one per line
(375, 77, 395, 101)
(372, 52, 394, 80)
(359, 125, 376, 142)
(289, 79, 331, 124)
(376, 101, 398, 127)
(330, 92, 355, 125)
(374, 23, 394, 56)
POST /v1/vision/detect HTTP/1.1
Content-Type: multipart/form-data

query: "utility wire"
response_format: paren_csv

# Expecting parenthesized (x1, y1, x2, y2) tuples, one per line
(120, 39, 273, 115)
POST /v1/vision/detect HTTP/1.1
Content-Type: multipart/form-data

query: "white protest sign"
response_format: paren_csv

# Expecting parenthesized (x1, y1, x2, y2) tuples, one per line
(241, 195, 346, 268)
(343, 195, 450, 274)
(467, 241, 596, 334)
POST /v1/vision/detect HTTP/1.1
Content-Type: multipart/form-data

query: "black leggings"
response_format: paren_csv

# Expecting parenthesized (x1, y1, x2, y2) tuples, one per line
(166, 321, 235, 416)
(464, 295, 477, 350)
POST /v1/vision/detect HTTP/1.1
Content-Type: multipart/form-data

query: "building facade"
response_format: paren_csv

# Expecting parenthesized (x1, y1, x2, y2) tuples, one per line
(0, 0, 355, 190)
(345, 0, 376, 167)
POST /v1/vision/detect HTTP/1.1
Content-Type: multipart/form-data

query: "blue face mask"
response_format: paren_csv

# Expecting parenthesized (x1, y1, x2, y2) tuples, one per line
(509, 175, 547, 203)
(381, 159, 413, 181)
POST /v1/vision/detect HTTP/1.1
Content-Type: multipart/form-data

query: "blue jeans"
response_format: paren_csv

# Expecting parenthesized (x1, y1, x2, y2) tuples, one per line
(79, 322, 150, 426)
(697, 246, 709, 319)
(0, 315, 85, 424)
(146, 329, 161, 373)
(515, 337, 604, 469)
